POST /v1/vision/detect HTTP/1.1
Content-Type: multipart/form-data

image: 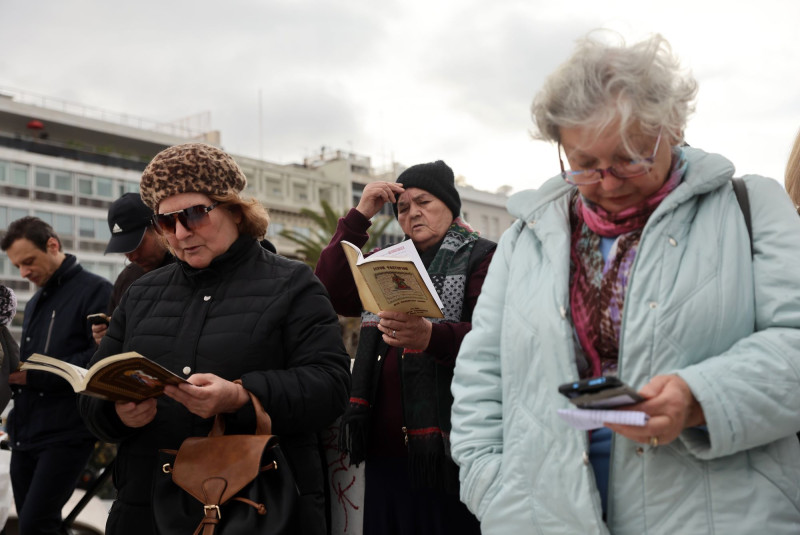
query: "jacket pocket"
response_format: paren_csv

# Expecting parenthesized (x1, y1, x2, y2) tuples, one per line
(748, 441, 800, 513)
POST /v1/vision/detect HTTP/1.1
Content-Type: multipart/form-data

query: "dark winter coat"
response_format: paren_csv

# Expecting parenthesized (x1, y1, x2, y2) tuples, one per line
(79, 236, 351, 535)
(10, 254, 112, 449)
(107, 252, 174, 312)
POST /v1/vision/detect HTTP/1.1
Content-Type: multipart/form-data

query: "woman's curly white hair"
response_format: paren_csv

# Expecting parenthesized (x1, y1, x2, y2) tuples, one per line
(531, 30, 698, 155)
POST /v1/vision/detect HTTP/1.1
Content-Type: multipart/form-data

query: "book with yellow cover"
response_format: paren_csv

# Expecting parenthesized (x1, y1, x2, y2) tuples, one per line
(21, 352, 188, 402)
(341, 239, 444, 318)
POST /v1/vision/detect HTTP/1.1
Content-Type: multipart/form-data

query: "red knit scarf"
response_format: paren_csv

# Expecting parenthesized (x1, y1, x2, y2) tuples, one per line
(569, 150, 686, 377)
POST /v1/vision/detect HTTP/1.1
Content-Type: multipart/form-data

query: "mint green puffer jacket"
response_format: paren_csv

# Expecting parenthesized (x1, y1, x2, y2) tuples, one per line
(451, 148, 800, 534)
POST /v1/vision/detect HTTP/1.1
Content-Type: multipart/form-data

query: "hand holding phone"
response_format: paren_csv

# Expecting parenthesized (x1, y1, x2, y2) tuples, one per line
(558, 376, 644, 409)
(86, 313, 111, 326)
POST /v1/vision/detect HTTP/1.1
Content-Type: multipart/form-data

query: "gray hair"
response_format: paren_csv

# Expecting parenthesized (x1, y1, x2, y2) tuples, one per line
(531, 31, 698, 154)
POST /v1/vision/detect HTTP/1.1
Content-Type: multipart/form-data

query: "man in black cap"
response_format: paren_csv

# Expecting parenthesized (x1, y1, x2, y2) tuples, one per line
(94, 193, 173, 344)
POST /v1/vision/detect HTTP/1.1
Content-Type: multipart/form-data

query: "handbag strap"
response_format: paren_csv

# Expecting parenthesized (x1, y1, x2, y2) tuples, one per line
(731, 177, 753, 259)
(209, 380, 272, 437)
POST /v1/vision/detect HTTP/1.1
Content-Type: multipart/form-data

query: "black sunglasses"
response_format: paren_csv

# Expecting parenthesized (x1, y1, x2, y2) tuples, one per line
(153, 202, 220, 234)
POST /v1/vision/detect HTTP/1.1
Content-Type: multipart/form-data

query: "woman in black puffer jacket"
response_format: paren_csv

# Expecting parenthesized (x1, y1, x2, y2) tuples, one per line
(79, 143, 351, 535)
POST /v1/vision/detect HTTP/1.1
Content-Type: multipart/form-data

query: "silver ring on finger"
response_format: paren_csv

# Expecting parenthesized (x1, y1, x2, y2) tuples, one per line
(392, 330, 396, 338)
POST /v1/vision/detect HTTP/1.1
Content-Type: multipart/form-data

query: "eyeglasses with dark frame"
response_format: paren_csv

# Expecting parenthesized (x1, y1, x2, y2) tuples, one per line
(153, 202, 220, 234)
(559, 128, 663, 186)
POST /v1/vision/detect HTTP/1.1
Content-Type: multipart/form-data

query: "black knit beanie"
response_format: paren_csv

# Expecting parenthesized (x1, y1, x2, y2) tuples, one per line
(392, 160, 461, 219)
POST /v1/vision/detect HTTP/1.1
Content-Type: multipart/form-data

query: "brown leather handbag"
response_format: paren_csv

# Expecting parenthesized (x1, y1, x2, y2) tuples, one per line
(153, 385, 298, 535)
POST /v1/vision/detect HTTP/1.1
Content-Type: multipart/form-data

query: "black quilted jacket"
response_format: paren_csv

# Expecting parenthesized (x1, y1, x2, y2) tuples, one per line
(79, 236, 350, 535)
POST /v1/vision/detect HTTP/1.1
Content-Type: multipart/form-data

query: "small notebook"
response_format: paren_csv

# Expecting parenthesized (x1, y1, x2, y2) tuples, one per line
(557, 408, 649, 430)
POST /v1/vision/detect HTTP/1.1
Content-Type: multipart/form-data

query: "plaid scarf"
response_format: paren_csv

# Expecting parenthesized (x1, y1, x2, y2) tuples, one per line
(569, 149, 686, 377)
(340, 218, 479, 491)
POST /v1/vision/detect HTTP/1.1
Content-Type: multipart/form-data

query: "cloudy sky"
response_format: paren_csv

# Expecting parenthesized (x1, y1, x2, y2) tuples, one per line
(2, 0, 799, 194)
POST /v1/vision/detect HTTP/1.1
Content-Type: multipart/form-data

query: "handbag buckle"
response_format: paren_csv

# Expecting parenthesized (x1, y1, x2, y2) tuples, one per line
(204, 504, 221, 520)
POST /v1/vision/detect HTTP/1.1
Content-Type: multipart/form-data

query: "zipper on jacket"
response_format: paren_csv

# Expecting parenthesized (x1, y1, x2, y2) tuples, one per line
(399, 351, 410, 450)
(605, 199, 671, 525)
(43, 310, 56, 354)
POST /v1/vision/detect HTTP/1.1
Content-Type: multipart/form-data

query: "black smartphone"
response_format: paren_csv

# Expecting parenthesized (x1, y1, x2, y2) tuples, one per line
(86, 313, 110, 326)
(558, 376, 644, 409)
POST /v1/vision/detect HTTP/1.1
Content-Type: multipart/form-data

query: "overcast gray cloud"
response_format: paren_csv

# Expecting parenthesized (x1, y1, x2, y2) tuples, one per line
(2, 0, 799, 193)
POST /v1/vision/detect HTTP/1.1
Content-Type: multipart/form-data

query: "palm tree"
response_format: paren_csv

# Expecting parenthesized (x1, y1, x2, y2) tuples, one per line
(280, 200, 394, 357)
(279, 200, 393, 269)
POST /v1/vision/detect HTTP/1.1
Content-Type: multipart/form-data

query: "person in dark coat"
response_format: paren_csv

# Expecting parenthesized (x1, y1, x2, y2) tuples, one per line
(78, 143, 351, 535)
(92, 192, 174, 345)
(1, 217, 112, 534)
(315, 160, 495, 535)
(0, 285, 20, 415)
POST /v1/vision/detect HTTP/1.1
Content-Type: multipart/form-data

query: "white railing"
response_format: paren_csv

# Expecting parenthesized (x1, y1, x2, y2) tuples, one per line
(0, 86, 209, 139)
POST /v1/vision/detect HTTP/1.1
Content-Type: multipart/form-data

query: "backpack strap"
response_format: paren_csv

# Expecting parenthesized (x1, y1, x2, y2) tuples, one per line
(731, 177, 753, 259)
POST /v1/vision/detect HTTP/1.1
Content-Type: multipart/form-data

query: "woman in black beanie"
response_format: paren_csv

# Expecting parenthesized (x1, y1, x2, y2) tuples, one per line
(316, 160, 495, 535)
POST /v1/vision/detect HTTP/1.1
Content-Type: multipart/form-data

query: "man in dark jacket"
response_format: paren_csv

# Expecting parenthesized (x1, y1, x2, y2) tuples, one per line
(93, 193, 174, 345)
(1, 216, 112, 534)
(104, 193, 173, 307)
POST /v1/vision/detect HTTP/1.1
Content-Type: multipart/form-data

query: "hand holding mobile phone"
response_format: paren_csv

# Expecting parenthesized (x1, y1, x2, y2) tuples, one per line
(558, 376, 644, 409)
(86, 313, 110, 326)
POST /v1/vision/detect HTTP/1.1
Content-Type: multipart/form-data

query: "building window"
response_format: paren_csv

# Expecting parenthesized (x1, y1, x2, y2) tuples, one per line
(77, 175, 114, 198)
(80, 217, 112, 241)
(267, 222, 284, 237)
(292, 226, 310, 238)
(10, 208, 27, 223)
(55, 172, 72, 192)
(78, 176, 93, 195)
(79, 217, 96, 238)
(34, 210, 53, 225)
(293, 184, 309, 203)
(118, 181, 139, 197)
(266, 179, 283, 197)
(11, 165, 29, 187)
(35, 169, 51, 188)
(0, 207, 28, 229)
(54, 214, 74, 235)
(319, 187, 334, 205)
(82, 261, 115, 282)
(96, 177, 113, 198)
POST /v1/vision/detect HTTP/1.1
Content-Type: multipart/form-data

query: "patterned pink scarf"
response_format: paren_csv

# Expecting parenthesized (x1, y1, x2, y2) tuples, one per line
(569, 150, 686, 378)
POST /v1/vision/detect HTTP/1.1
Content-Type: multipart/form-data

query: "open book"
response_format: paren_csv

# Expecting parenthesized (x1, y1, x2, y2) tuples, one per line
(341, 239, 444, 318)
(21, 352, 188, 402)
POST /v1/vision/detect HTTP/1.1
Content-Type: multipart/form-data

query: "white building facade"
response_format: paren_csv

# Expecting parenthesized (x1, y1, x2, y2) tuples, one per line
(0, 89, 514, 338)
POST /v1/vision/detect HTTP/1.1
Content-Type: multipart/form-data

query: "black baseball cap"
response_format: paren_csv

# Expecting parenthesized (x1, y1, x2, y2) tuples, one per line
(104, 193, 154, 254)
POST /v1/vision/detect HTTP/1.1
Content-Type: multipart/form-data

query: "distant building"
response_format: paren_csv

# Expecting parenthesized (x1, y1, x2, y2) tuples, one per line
(458, 183, 516, 243)
(0, 88, 513, 338)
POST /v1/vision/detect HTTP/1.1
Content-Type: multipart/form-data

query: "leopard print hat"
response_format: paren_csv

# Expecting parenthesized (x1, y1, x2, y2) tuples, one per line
(139, 143, 247, 211)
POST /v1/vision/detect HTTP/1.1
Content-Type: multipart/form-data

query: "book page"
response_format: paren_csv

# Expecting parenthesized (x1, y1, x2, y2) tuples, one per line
(23, 354, 87, 385)
(359, 240, 444, 312)
(83, 352, 188, 402)
(341, 241, 382, 314)
(360, 260, 444, 318)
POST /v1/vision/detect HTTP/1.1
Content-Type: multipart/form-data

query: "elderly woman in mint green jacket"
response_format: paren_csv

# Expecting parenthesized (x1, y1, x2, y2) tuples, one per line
(450, 31, 800, 535)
